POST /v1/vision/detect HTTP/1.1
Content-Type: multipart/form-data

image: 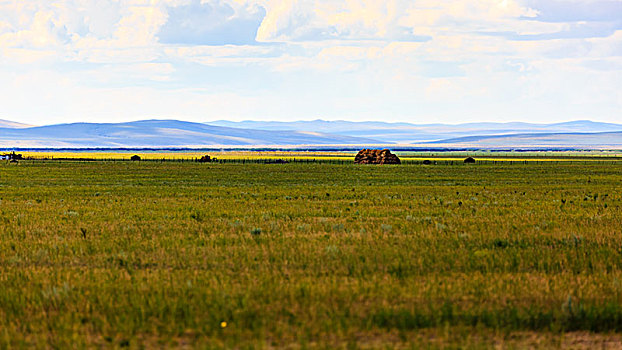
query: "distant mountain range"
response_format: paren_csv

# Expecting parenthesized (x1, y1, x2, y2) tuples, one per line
(1, 118, 622, 149)
(209, 120, 622, 144)
(0, 119, 381, 148)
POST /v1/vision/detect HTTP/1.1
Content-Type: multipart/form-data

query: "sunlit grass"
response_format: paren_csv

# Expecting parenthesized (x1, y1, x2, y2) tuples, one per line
(0, 161, 621, 348)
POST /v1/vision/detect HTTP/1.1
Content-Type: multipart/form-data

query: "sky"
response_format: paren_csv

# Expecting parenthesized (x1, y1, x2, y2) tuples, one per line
(0, 0, 621, 126)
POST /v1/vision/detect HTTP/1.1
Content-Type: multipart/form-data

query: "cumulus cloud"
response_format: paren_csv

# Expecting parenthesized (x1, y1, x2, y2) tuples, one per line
(1, 0, 618, 63)
(256, 0, 539, 42)
(0, 0, 121, 47)
(158, 0, 266, 45)
(256, 0, 430, 42)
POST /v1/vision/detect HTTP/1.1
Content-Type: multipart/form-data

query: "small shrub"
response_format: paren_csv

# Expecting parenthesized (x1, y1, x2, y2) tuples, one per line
(493, 239, 510, 248)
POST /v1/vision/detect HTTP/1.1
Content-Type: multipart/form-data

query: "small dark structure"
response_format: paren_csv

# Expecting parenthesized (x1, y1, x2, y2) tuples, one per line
(198, 155, 211, 163)
(422, 159, 432, 165)
(130, 155, 141, 161)
(354, 149, 401, 165)
(2, 151, 23, 160)
(464, 157, 476, 164)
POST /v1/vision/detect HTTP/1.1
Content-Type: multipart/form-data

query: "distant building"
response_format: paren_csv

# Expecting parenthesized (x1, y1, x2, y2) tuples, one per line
(1, 152, 22, 160)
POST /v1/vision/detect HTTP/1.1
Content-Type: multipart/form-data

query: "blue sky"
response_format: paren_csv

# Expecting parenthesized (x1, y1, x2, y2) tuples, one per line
(0, 0, 620, 125)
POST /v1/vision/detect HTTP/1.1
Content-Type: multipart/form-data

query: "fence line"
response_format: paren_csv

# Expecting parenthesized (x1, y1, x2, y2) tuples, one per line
(15, 157, 622, 166)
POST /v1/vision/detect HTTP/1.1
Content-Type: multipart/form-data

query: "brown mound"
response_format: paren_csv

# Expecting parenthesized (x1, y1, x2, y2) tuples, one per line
(464, 157, 476, 164)
(354, 149, 401, 165)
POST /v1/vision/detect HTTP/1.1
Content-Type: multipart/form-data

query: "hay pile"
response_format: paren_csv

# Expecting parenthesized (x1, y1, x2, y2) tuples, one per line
(354, 149, 401, 164)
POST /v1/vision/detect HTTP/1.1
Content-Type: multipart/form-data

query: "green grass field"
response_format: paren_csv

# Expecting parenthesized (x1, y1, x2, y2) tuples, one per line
(1, 161, 622, 348)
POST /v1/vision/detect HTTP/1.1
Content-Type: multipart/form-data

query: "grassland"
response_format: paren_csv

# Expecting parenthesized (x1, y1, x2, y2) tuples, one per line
(1, 160, 622, 348)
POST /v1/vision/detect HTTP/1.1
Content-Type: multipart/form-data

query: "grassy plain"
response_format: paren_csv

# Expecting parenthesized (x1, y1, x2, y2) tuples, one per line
(1, 160, 622, 348)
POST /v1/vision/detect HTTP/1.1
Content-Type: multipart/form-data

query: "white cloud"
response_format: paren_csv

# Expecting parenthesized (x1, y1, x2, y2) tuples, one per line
(113, 3, 167, 46)
(255, 0, 542, 42)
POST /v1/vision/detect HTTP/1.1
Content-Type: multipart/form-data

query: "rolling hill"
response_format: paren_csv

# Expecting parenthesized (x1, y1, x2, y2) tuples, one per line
(428, 131, 622, 148)
(1, 118, 621, 149)
(0, 120, 382, 148)
(0, 119, 34, 128)
(208, 119, 622, 144)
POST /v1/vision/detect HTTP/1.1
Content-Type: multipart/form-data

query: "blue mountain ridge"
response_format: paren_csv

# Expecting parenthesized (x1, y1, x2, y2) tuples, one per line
(1, 118, 621, 148)
(207, 119, 622, 143)
(0, 119, 383, 147)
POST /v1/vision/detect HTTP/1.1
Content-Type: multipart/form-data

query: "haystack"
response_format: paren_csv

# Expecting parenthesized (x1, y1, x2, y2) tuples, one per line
(354, 149, 401, 164)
